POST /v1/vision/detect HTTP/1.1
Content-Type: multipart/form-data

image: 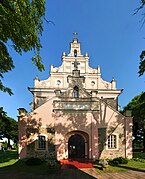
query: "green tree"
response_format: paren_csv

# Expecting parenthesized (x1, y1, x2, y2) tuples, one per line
(134, 1, 145, 76)
(0, 107, 18, 147)
(0, 0, 46, 95)
(123, 92, 145, 151)
(139, 50, 145, 76)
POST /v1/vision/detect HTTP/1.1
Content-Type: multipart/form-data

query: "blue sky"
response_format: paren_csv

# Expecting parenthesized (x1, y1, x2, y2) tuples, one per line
(0, 0, 144, 120)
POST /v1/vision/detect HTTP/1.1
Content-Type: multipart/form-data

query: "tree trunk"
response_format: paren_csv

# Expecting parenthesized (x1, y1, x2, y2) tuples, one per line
(7, 138, 11, 149)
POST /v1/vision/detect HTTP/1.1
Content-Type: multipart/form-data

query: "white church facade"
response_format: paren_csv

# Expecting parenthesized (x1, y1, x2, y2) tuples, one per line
(18, 37, 132, 161)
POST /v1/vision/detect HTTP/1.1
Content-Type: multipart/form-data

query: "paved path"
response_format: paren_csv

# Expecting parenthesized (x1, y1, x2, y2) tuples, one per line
(83, 168, 145, 179)
(96, 168, 145, 179)
(60, 159, 145, 179)
(0, 167, 145, 179)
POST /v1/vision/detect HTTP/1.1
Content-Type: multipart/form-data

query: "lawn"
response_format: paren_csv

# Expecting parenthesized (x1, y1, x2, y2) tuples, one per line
(3, 160, 51, 175)
(0, 150, 20, 169)
(93, 159, 145, 174)
(0, 151, 145, 176)
(0, 150, 59, 175)
(0, 150, 18, 160)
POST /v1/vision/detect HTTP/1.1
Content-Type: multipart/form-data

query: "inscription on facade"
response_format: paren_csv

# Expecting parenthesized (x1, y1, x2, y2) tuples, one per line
(53, 101, 99, 111)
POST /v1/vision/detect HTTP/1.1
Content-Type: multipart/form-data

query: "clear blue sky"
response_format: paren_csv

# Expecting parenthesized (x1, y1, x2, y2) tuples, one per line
(0, 0, 144, 120)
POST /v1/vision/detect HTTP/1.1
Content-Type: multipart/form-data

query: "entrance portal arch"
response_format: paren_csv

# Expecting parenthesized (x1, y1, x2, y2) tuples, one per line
(66, 131, 89, 159)
(68, 134, 85, 158)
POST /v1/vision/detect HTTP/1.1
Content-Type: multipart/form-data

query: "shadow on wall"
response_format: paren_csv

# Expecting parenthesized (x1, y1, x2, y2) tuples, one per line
(18, 99, 132, 160)
(18, 109, 57, 159)
(18, 111, 42, 158)
(92, 101, 132, 159)
(53, 99, 132, 160)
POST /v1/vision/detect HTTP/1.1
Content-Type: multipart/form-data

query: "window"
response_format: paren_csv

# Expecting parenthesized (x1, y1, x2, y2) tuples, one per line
(108, 135, 117, 149)
(74, 49, 77, 57)
(38, 136, 46, 150)
(73, 86, 79, 98)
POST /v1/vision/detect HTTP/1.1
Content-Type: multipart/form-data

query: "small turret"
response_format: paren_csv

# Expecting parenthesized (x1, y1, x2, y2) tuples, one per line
(97, 65, 101, 73)
(85, 52, 88, 57)
(34, 76, 39, 87)
(111, 78, 116, 89)
(18, 108, 27, 117)
(68, 32, 82, 57)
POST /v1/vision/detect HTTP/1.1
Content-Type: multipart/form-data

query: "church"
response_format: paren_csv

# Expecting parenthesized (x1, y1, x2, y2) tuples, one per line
(18, 36, 132, 161)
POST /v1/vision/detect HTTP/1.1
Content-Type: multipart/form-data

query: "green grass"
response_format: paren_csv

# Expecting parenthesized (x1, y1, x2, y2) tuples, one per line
(0, 150, 18, 163)
(8, 160, 51, 174)
(128, 159, 145, 168)
(0, 159, 57, 175)
(0, 151, 59, 175)
(0, 151, 145, 176)
(0, 150, 19, 169)
(94, 164, 128, 174)
(0, 159, 18, 168)
(94, 159, 145, 174)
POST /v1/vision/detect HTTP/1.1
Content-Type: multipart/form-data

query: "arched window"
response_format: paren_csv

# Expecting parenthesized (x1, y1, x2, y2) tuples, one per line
(38, 135, 46, 150)
(73, 86, 79, 98)
(108, 134, 117, 149)
(74, 49, 77, 57)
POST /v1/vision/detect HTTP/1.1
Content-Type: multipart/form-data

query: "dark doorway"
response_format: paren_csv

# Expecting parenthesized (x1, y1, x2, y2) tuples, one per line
(74, 49, 77, 57)
(68, 134, 85, 159)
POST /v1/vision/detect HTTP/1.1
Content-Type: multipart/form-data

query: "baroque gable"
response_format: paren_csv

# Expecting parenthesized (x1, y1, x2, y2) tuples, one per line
(29, 37, 122, 111)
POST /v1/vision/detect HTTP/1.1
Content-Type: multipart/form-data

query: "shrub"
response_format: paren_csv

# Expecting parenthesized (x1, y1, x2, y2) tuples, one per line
(132, 158, 145, 163)
(25, 157, 43, 166)
(111, 157, 128, 165)
(99, 159, 108, 168)
(47, 159, 61, 173)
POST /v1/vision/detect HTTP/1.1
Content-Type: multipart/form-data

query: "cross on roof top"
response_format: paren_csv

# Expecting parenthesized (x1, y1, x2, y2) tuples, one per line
(73, 32, 78, 37)
(72, 59, 80, 70)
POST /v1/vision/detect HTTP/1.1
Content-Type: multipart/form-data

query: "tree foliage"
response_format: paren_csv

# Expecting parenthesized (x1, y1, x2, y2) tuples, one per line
(0, 107, 18, 146)
(0, 0, 46, 95)
(139, 50, 145, 76)
(134, 1, 145, 76)
(123, 92, 145, 151)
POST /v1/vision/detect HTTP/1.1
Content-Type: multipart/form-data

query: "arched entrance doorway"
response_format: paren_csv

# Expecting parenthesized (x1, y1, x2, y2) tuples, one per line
(68, 134, 85, 159)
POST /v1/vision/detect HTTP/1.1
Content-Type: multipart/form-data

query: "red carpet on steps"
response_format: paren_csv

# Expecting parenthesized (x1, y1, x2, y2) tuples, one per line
(60, 159, 94, 169)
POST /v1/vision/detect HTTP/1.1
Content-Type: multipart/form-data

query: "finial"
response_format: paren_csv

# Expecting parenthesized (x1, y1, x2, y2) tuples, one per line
(73, 32, 78, 43)
(62, 52, 66, 56)
(73, 32, 78, 36)
(97, 65, 101, 73)
(85, 52, 88, 57)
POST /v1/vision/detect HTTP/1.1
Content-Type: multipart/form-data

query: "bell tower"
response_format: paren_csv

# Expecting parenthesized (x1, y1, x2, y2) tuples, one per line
(68, 32, 82, 57)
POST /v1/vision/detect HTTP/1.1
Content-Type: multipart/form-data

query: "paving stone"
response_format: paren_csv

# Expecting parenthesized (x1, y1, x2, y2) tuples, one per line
(0, 167, 145, 179)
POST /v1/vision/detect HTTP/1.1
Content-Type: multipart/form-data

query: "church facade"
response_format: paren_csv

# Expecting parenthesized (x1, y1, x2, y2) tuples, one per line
(18, 37, 132, 161)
